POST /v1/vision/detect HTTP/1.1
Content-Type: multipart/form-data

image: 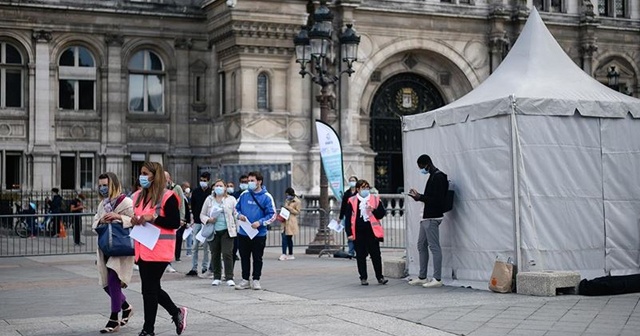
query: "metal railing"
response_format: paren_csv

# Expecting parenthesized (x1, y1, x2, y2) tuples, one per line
(0, 194, 407, 257)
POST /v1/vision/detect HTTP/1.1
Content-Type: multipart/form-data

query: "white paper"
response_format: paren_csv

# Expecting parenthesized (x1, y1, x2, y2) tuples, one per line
(182, 227, 193, 240)
(195, 230, 206, 243)
(327, 219, 343, 233)
(238, 219, 259, 240)
(279, 207, 290, 220)
(130, 222, 161, 250)
(209, 205, 223, 218)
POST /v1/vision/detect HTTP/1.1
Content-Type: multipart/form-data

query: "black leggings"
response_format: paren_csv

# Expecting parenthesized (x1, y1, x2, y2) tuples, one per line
(137, 259, 180, 333)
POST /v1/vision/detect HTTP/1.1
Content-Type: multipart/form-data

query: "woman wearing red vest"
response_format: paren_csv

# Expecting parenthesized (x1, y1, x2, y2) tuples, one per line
(130, 162, 187, 336)
(344, 179, 388, 285)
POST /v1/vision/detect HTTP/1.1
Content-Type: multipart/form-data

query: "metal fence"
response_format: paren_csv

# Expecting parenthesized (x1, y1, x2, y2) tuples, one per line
(0, 195, 407, 257)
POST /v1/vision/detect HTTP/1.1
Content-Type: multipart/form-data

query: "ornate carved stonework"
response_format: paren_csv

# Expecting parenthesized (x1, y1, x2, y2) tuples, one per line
(32, 30, 52, 42)
(580, 43, 598, 57)
(105, 33, 124, 46)
(210, 21, 299, 56)
(175, 37, 193, 50)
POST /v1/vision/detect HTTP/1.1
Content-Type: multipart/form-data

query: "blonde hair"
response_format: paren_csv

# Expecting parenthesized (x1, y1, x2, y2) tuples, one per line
(135, 161, 167, 207)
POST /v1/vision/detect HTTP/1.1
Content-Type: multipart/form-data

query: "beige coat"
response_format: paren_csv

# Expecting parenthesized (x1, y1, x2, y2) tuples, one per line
(282, 196, 301, 235)
(92, 196, 135, 288)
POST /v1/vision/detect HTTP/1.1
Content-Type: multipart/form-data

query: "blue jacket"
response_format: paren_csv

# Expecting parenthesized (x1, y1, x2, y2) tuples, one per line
(235, 186, 276, 237)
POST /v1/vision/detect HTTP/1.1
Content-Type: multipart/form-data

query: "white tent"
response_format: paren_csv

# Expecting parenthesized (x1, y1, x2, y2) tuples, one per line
(402, 8, 640, 286)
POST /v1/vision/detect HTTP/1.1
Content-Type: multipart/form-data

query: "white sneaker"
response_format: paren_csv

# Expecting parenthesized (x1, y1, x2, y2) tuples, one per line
(408, 278, 429, 286)
(211, 279, 221, 286)
(422, 278, 443, 288)
(133, 264, 139, 271)
(278, 254, 287, 261)
(252, 279, 262, 290)
(226, 280, 236, 287)
(165, 264, 177, 273)
(235, 279, 250, 290)
(287, 255, 295, 260)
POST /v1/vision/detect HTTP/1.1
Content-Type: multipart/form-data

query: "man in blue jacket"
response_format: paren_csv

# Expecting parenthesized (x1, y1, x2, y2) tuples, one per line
(234, 171, 276, 290)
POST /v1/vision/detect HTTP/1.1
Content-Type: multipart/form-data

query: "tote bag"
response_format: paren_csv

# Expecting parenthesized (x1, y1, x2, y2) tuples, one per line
(96, 222, 135, 257)
(488, 257, 514, 293)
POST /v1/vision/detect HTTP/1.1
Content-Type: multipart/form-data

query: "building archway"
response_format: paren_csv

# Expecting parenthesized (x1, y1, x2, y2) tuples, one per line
(370, 72, 445, 193)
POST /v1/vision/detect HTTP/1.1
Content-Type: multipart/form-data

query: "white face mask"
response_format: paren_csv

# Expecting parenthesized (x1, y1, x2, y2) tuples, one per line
(199, 181, 208, 189)
(184, 188, 191, 194)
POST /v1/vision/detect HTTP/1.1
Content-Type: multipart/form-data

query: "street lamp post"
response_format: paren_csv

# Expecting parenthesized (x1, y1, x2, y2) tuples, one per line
(293, 0, 360, 253)
(607, 65, 620, 92)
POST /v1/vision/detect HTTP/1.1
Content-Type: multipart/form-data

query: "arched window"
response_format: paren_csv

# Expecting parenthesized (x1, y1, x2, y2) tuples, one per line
(58, 46, 96, 110)
(1, 42, 24, 108)
(128, 50, 164, 113)
(257, 72, 269, 110)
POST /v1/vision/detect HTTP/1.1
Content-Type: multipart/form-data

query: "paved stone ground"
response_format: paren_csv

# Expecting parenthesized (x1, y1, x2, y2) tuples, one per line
(0, 248, 638, 336)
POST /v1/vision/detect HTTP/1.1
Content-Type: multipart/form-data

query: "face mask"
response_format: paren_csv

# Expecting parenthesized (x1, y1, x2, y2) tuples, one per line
(139, 175, 151, 189)
(199, 181, 208, 189)
(226, 187, 234, 194)
(349, 181, 356, 188)
(98, 186, 109, 197)
(184, 187, 191, 194)
(359, 189, 370, 198)
(248, 181, 257, 191)
(239, 183, 248, 191)
(214, 186, 225, 196)
(286, 195, 294, 201)
(420, 168, 429, 175)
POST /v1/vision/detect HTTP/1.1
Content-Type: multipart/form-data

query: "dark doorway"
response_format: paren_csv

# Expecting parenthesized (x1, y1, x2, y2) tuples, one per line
(370, 73, 445, 193)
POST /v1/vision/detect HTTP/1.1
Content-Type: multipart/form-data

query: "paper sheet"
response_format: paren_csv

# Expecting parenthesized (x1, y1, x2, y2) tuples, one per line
(209, 206, 222, 219)
(279, 207, 290, 220)
(130, 222, 161, 250)
(182, 227, 193, 240)
(328, 219, 343, 233)
(195, 229, 207, 243)
(238, 219, 259, 239)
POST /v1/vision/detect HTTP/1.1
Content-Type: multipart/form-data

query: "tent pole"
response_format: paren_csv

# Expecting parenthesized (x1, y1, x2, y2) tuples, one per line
(510, 94, 523, 271)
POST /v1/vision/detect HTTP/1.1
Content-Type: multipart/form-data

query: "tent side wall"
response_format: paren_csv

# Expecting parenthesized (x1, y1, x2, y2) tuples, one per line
(515, 115, 606, 279)
(601, 116, 640, 275)
(403, 115, 515, 282)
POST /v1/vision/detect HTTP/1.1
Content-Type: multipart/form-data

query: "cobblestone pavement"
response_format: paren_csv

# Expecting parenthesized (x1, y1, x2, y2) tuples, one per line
(0, 248, 638, 336)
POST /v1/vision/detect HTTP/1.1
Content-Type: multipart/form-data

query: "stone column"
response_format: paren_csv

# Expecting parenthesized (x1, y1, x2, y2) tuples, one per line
(103, 34, 127, 183)
(170, 38, 193, 183)
(31, 30, 55, 190)
(579, 1, 599, 76)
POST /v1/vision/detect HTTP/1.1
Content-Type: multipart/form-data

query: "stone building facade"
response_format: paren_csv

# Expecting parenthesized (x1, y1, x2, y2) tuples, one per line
(0, 0, 638, 195)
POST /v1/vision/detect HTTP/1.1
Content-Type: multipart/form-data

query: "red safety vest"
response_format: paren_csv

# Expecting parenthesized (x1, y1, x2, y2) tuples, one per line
(347, 195, 384, 240)
(132, 190, 177, 262)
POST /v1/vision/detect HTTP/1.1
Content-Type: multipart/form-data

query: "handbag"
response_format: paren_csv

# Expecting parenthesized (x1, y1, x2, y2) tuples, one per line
(488, 257, 514, 293)
(95, 222, 135, 257)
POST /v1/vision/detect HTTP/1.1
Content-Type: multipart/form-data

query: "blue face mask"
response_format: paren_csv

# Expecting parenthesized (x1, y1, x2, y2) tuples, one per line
(248, 181, 257, 191)
(286, 195, 294, 201)
(359, 189, 370, 198)
(349, 181, 356, 188)
(98, 186, 109, 197)
(139, 175, 151, 189)
(239, 183, 248, 191)
(214, 186, 225, 196)
(226, 187, 234, 194)
(420, 168, 429, 175)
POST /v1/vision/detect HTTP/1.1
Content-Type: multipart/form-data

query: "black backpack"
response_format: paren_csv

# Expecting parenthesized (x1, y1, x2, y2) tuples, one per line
(436, 171, 455, 213)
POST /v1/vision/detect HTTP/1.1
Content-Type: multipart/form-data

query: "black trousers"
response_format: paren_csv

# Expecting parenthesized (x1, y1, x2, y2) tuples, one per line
(354, 223, 383, 281)
(238, 234, 266, 281)
(72, 214, 82, 244)
(137, 259, 180, 333)
(175, 226, 185, 261)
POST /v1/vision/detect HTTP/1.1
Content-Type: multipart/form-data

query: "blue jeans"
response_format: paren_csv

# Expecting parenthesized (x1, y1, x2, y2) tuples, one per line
(417, 218, 442, 280)
(190, 223, 210, 272)
(185, 228, 193, 255)
(281, 232, 293, 255)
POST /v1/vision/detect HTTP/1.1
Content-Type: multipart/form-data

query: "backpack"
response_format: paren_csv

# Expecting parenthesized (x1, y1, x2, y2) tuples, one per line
(436, 171, 455, 213)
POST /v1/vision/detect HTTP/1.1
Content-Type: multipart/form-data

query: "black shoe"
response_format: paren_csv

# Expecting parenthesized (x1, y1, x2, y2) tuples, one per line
(360, 279, 369, 286)
(138, 330, 154, 336)
(172, 307, 188, 335)
(234, 254, 240, 261)
(378, 277, 389, 285)
(186, 270, 198, 276)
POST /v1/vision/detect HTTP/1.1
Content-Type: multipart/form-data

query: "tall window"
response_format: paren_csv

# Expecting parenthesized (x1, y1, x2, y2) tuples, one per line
(128, 50, 164, 113)
(2, 151, 22, 189)
(58, 46, 96, 111)
(257, 72, 269, 110)
(219, 71, 225, 114)
(534, 0, 562, 12)
(599, 0, 626, 17)
(230, 72, 236, 112)
(60, 153, 94, 190)
(1, 42, 24, 108)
